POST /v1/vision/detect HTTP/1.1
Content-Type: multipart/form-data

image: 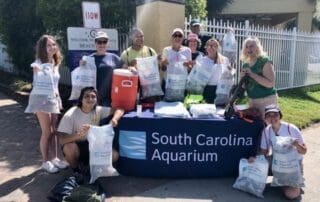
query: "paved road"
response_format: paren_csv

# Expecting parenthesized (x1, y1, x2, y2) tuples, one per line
(0, 92, 319, 202)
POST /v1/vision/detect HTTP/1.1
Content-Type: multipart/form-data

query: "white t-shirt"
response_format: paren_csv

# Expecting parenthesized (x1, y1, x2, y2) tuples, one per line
(162, 46, 192, 64)
(261, 121, 305, 151)
(57, 106, 111, 138)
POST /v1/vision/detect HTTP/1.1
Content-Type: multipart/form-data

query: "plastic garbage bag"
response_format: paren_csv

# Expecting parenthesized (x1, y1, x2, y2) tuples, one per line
(233, 155, 269, 198)
(136, 56, 164, 99)
(215, 64, 235, 106)
(87, 124, 119, 184)
(69, 56, 96, 100)
(31, 63, 55, 95)
(186, 57, 212, 94)
(25, 63, 61, 113)
(222, 30, 237, 64)
(164, 62, 188, 101)
(271, 136, 304, 187)
(189, 103, 217, 119)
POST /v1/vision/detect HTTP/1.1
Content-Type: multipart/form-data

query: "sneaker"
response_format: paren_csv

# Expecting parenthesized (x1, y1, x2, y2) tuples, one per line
(51, 158, 69, 169)
(41, 161, 59, 173)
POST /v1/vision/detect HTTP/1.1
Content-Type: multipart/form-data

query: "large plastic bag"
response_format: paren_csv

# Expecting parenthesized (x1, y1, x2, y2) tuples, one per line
(189, 104, 217, 119)
(25, 63, 61, 113)
(222, 30, 237, 64)
(271, 136, 304, 187)
(87, 124, 119, 184)
(164, 62, 188, 101)
(136, 56, 164, 99)
(31, 63, 55, 96)
(69, 56, 96, 100)
(154, 101, 190, 118)
(233, 155, 269, 198)
(186, 57, 212, 94)
(215, 64, 235, 106)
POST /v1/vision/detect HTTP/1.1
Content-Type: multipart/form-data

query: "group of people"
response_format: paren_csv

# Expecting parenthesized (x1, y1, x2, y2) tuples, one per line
(24, 18, 306, 200)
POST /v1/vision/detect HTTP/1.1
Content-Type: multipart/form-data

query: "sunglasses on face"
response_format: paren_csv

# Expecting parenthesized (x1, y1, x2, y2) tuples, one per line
(172, 34, 183, 38)
(96, 40, 108, 45)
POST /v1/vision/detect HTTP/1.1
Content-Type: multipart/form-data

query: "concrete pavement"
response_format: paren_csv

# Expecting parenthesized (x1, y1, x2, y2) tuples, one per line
(0, 91, 319, 202)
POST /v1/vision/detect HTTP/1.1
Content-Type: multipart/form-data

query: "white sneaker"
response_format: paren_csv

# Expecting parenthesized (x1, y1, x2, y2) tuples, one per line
(51, 158, 69, 169)
(41, 161, 59, 173)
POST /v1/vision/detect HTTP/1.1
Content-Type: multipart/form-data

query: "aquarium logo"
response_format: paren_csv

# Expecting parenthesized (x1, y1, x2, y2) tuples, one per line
(119, 130, 146, 160)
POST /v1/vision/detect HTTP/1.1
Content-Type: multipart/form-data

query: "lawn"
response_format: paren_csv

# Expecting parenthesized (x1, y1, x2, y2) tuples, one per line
(278, 85, 320, 129)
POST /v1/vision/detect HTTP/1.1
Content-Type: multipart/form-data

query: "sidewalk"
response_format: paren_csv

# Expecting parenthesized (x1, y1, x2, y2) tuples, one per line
(0, 91, 319, 202)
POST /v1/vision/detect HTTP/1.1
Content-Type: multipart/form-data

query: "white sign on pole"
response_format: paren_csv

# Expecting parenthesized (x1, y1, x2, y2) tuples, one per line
(82, 1, 101, 28)
(67, 27, 118, 51)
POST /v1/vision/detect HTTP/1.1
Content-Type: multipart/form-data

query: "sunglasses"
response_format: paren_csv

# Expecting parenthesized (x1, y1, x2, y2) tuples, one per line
(172, 34, 183, 38)
(96, 40, 108, 45)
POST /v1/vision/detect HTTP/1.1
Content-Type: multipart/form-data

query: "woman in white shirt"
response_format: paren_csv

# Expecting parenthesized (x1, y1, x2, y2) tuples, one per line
(25, 35, 67, 173)
(160, 28, 192, 101)
(250, 105, 307, 200)
(202, 38, 230, 103)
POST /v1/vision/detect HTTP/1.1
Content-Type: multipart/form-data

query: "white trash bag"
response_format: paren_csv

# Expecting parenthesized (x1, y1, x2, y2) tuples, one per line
(69, 56, 96, 100)
(271, 136, 304, 187)
(87, 124, 119, 184)
(31, 63, 55, 96)
(189, 104, 216, 119)
(136, 56, 163, 99)
(233, 155, 269, 198)
(215, 64, 235, 106)
(186, 57, 212, 94)
(25, 63, 61, 113)
(165, 62, 188, 101)
(222, 30, 237, 64)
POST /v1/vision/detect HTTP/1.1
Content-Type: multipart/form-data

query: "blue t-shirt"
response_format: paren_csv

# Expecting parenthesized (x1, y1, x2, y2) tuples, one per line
(91, 52, 124, 106)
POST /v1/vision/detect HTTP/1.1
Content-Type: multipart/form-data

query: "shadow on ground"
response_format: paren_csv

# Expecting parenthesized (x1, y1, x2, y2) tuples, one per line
(0, 169, 71, 201)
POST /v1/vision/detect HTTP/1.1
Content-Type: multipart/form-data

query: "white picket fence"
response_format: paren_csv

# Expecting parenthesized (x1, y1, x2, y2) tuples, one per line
(185, 17, 320, 90)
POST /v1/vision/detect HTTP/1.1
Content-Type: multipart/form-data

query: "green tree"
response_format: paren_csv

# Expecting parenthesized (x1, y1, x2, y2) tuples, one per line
(185, 0, 207, 19)
(312, 0, 320, 30)
(0, 0, 45, 76)
(206, 0, 234, 18)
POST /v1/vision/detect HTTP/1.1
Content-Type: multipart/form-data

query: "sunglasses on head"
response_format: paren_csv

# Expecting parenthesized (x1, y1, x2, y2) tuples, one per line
(172, 33, 183, 38)
(96, 40, 108, 44)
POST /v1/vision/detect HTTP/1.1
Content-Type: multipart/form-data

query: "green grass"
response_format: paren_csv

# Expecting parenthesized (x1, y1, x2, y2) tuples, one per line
(278, 85, 320, 129)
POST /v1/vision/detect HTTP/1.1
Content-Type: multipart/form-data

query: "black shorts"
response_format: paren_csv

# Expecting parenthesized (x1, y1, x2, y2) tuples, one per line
(76, 140, 89, 165)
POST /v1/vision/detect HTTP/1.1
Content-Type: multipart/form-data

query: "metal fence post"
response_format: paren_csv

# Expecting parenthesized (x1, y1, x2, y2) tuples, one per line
(289, 27, 297, 88)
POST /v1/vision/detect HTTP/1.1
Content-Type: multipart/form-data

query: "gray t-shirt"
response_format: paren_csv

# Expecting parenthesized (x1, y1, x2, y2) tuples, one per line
(57, 106, 111, 140)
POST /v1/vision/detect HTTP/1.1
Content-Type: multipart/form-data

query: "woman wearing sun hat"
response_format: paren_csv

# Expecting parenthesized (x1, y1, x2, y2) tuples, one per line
(249, 104, 307, 200)
(81, 31, 124, 107)
(160, 28, 192, 101)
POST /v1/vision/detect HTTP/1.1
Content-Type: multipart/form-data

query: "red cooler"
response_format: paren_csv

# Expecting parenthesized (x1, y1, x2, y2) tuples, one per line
(111, 69, 138, 111)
